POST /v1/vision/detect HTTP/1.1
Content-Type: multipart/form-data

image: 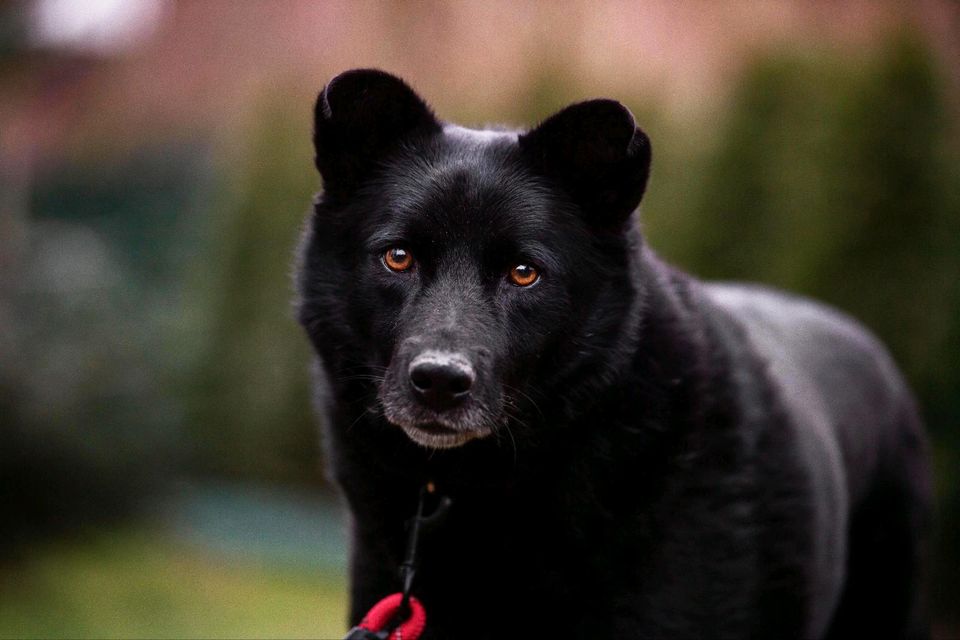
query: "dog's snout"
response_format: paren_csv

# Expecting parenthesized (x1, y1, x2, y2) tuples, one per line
(408, 351, 475, 411)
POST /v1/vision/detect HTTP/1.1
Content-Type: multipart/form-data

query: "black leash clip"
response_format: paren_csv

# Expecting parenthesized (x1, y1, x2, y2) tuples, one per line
(399, 481, 453, 610)
(343, 627, 389, 640)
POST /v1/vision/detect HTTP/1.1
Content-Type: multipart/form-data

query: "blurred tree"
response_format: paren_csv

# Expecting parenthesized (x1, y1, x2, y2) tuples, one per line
(1, 148, 204, 551)
(185, 99, 318, 486)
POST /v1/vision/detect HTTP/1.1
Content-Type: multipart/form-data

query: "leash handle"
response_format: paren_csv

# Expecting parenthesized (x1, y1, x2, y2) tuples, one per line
(344, 594, 426, 640)
(343, 482, 451, 640)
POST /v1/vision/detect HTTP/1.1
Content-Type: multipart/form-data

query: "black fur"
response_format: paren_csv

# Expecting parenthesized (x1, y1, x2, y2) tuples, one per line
(296, 69, 932, 639)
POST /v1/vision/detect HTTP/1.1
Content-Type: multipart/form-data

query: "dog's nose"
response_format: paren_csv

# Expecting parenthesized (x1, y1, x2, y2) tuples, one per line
(408, 351, 474, 411)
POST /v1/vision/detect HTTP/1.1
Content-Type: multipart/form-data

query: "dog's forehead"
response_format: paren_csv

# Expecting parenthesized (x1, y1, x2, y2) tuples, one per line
(371, 125, 560, 239)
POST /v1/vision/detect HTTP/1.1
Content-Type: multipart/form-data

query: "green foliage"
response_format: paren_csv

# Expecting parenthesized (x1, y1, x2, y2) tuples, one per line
(184, 102, 319, 484)
(2, 149, 207, 545)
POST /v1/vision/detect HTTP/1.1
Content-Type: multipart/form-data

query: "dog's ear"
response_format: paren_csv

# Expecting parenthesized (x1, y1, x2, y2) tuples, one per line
(314, 69, 440, 194)
(519, 99, 651, 230)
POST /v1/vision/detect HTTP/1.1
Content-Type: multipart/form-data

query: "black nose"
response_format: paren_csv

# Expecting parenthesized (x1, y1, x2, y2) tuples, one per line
(408, 352, 474, 411)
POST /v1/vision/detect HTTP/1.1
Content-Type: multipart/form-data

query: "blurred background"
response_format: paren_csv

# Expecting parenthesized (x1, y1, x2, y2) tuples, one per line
(1, 0, 958, 637)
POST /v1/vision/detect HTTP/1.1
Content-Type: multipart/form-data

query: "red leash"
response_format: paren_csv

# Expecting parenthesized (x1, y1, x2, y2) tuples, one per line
(343, 482, 452, 640)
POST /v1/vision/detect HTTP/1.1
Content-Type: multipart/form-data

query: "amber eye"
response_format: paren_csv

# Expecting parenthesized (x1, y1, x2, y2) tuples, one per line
(508, 264, 539, 287)
(383, 247, 414, 272)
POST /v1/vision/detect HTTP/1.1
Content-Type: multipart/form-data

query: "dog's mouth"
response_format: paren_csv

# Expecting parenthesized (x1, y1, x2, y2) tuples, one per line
(378, 368, 502, 449)
(395, 420, 491, 449)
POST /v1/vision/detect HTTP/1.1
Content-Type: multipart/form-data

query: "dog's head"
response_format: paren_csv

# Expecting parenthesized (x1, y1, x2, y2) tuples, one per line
(298, 69, 651, 449)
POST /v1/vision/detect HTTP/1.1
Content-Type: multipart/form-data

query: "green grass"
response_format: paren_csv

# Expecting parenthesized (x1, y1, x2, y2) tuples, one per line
(0, 528, 348, 639)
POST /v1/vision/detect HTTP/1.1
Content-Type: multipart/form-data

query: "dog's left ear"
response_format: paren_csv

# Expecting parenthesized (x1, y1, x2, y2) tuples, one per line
(519, 99, 651, 230)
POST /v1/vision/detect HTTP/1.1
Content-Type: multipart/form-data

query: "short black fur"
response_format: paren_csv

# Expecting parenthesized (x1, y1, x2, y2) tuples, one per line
(296, 69, 932, 639)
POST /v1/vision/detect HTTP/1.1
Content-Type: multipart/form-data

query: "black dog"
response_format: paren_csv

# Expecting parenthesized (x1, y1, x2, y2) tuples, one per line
(296, 69, 931, 639)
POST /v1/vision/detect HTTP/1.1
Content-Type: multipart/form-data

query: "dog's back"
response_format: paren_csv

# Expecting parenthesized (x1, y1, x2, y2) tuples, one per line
(706, 283, 931, 639)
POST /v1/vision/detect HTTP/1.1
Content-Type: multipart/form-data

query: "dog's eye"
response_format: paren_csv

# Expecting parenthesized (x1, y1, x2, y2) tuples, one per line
(508, 264, 539, 287)
(383, 247, 414, 272)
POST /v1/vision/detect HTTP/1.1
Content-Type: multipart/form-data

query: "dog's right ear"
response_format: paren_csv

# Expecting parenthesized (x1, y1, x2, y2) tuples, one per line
(314, 69, 440, 195)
